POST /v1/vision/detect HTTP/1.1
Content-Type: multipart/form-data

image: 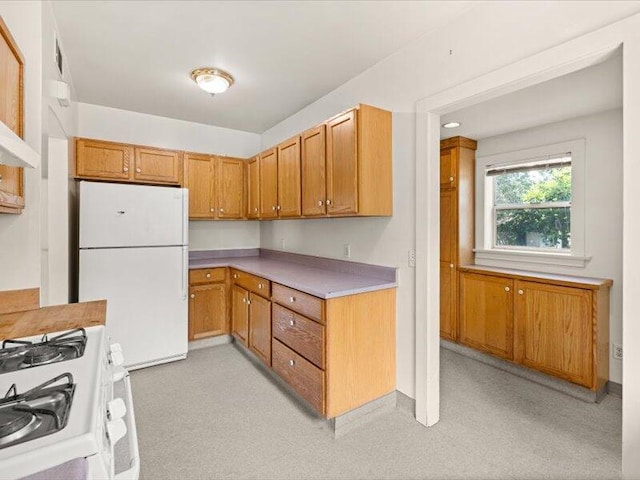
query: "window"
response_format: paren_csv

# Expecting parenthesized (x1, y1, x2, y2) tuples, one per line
(488, 155, 572, 251)
(475, 138, 586, 266)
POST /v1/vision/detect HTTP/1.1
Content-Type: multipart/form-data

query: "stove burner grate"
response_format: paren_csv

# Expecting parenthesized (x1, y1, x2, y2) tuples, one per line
(22, 346, 64, 367)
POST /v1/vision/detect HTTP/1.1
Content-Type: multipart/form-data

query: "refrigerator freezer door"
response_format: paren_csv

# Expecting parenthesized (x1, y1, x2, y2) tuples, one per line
(79, 181, 187, 248)
(79, 246, 188, 368)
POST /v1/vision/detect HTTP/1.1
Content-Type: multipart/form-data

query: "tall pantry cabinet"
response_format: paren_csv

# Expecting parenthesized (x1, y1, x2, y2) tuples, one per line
(440, 136, 477, 341)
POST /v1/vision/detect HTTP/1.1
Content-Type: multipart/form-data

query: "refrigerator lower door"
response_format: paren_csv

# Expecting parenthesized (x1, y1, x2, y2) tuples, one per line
(79, 246, 188, 368)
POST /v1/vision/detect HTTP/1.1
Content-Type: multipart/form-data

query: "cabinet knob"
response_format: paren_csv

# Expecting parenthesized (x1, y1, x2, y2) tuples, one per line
(233, 274, 238, 279)
(504, 286, 510, 292)
(289, 296, 296, 303)
(518, 289, 524, 295)
(242, 297, 246, 303)
(325, 199, 332, 206)
(449, 263, 454, 268)
(289, 319, 295, 327)
(258, 283, 263, 289)
(254, 207, 258, 212)
(276, 205, 281, 211)
(272, 206, 276, 211)
(190, 294, 195, 299)
(206, 273, 211, 278)
(210, 208, 215, 213)
(288, 359, 295, 367)
(247, 299, 251, 305)
(449, 176, 454, 182)
(136, 168, 141, 173)
(317, 200, 323, 207)
(122, 167, 128, 173)
(220, 208, 225, 213)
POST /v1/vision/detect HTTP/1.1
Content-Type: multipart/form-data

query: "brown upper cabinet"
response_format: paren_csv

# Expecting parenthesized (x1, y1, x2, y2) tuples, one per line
(246, 156, 260, 219)
(301, 125, 327, 216)
(259, 147, 278, 219)
(325, 104, 392, 216)
(75, 137, 182, 186)
(277, 136, 302, 217)
(133, 147, 181, 185)
(184, 153, 245, 220)
(0, 17, 25, 215)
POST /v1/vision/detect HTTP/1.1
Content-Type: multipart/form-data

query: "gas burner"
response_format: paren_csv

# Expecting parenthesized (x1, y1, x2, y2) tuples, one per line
(22, 346, 64, 367)
(0, 373, 75, 449)
(0, 328, 87, 374)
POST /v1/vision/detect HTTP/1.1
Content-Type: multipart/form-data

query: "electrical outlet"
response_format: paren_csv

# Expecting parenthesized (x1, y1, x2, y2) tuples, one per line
(613, 343, 623, 360)
(344, 244, 351, 259)
(408, 250, 416, 268)
(280, 238, 286, 249)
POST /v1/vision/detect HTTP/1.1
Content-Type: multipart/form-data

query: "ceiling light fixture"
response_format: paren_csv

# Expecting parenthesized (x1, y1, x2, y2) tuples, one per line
(190, 68, 234, 96)
(442, 121, 461, 129)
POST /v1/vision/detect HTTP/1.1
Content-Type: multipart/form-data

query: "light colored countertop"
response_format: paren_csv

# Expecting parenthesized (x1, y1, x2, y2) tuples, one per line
(190, 253, 397, 299)
(0, 300, 106, 340)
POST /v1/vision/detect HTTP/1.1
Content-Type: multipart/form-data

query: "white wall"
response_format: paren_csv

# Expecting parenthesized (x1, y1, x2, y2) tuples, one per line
(259, 2, 640, 399)
(474, 108, 623, 383)
(75, 102, 262, 251)
(0, 1, 42, 292)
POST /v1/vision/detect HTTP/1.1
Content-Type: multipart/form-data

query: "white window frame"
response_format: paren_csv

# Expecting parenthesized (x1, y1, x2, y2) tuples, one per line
(475, 139, 590, 268)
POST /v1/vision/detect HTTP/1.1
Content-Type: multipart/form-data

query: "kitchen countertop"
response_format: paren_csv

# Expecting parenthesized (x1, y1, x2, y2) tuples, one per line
(189, 250, 397, 299)
(0, 300, 106, 340)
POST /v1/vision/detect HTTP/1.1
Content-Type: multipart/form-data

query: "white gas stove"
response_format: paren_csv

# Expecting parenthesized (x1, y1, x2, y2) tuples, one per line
(0, 326, 139, 480)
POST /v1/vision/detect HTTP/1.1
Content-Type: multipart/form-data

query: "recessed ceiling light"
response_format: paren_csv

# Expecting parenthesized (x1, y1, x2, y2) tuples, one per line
(442, 121, 461, 129)
(190, 68, 234, 96)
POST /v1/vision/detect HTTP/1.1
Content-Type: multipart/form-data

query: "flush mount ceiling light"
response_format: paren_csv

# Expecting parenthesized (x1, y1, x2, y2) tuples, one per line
(442, 121, 461, 129)
(190, 68, 234, 96)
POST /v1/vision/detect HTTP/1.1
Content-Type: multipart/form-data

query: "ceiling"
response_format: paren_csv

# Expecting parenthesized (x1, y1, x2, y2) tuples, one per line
(440, 51, 622, 141)
(52, 0, 477, 133)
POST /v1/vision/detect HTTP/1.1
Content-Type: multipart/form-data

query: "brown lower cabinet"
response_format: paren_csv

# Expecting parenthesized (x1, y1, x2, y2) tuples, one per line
(188, 268, 229, 340)
(458, 266, 611, 391)
(231, 285, 249, 345)
(248, 293, 271, 365)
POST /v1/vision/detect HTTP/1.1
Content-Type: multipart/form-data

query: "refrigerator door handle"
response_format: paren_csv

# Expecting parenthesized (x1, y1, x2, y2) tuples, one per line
(182, 189, 189, 246)
(181, 246, 188, 301)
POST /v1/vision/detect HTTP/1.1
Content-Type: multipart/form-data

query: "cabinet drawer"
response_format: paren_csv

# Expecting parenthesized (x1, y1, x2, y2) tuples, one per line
(272, 339, 324, 414)
(231, 269, 270, 297)
(272, 284, 324, 323)
(189, 268, 226, 285)
(273, 304, 324, 369)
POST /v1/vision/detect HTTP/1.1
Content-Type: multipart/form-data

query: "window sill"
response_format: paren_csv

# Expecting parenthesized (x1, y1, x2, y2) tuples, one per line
(473, 249, 591, 268)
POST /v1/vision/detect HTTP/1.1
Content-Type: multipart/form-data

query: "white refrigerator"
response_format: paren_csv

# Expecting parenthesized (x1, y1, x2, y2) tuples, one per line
(78, 181, 189, 369)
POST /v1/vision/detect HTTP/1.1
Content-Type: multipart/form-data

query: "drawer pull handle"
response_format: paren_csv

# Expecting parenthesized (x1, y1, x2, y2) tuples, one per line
(233, 274, 238, 279)
(258, 283, 263, 289)
(504, 286, 510, 292)
(289, 320, 295, 327)
(190, 294, 195, 299)
(206, 273, 211, 278)
(289, 296, 296, 303)
(289, 359, 295, 367)
(518, 289, 524, 295)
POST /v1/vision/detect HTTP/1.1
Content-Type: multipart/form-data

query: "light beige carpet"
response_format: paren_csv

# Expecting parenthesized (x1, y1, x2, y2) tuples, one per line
(130, 345, 621, 480)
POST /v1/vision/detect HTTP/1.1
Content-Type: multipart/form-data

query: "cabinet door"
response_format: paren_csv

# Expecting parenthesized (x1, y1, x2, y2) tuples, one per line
(0, 20, 23, 138)
(326, 109, 358, 215)
(459, 272, 514, 360)
(440, 188, 456, 264)
(134, 147, 181, 185)
(301, 125, 326, 216)
(189, 283, 227, 340)
(259, 148, 278, 218)
(217, 156, 245, 219)
(76, 138, 133, 181)
(231, 285, 249, 346)
(440, 146, 457, 187)
(277, 136, 301, 217)
(440, 261, 457, 341)
(249, 293, 272, 365)
(514, 281, 592, 387)
(247, 156, 260, 219)
(184, 153, 215, 219)
(0, 165, 24, 214)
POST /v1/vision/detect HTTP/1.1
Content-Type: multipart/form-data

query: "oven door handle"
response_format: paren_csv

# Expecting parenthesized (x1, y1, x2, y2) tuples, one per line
(114, 373, 140, 480)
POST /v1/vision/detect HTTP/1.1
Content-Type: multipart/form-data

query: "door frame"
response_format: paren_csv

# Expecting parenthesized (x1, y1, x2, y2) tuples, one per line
(414, 13, 640, 478)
